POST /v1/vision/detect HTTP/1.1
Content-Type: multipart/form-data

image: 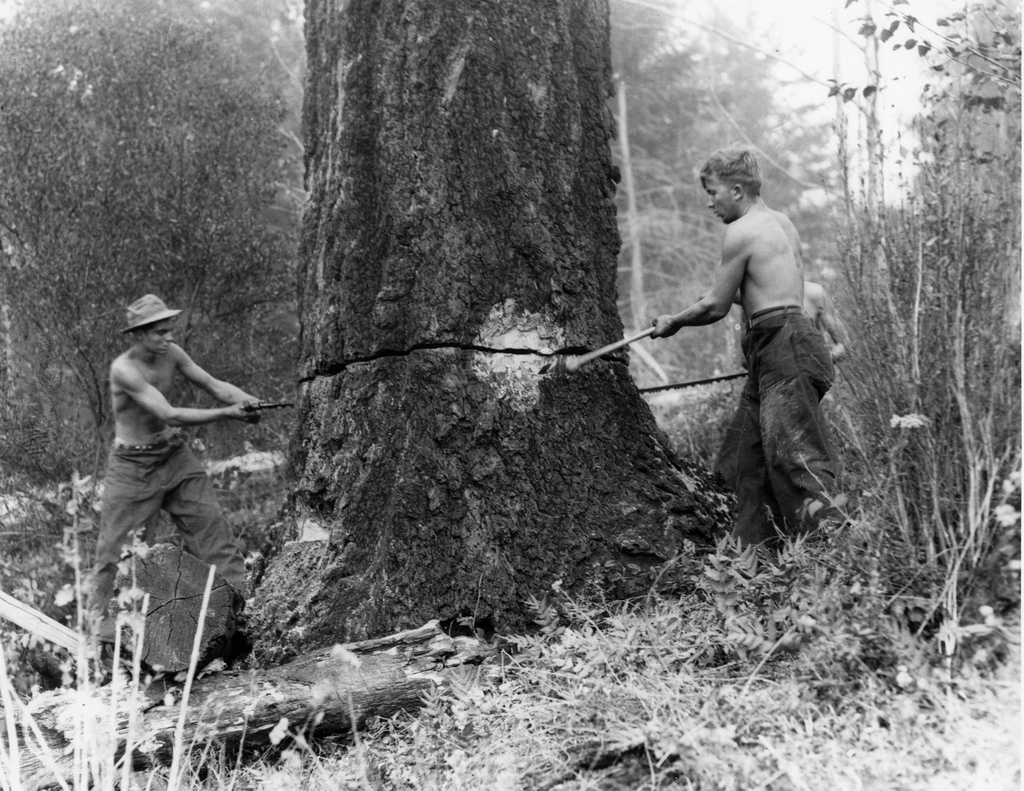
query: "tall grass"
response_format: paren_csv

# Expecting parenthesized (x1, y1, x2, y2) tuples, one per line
(0, 449, 290, 791)
(832, 75, 1021, 636)
(0, 566, 215, 791)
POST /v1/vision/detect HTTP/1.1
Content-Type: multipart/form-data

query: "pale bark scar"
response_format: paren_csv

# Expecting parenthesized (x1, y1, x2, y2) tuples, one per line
(471, 299, 564, 410)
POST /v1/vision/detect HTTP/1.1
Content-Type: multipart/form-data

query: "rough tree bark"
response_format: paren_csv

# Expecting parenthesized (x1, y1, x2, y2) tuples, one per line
(250, 0, 731, 660)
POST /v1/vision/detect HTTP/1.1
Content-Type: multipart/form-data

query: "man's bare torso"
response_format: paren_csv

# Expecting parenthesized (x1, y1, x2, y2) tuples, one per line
(111, 347, 180, 445)
(732, 204, 805, 317)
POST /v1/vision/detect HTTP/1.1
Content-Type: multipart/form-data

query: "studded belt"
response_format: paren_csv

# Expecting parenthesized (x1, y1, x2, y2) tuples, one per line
(113, 430, 180, 451)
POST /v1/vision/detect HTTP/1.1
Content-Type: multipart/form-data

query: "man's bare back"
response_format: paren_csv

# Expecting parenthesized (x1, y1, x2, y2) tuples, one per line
(729, 204, 805, 318)
(803, 281, 830, 334)
(651, 175, 804, 337)
(803, 280, 847, 362)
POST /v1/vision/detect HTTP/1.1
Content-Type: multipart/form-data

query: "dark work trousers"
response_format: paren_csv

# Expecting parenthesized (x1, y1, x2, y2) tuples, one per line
(714, 312, 839, 546)
(89, 433, 246, 610)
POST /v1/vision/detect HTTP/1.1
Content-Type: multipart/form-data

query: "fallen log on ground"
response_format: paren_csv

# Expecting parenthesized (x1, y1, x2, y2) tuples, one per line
(12, 620, 495, 791)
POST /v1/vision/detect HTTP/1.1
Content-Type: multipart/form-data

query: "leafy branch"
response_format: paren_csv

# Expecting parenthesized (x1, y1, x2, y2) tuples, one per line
(847, 0, 1021, 90)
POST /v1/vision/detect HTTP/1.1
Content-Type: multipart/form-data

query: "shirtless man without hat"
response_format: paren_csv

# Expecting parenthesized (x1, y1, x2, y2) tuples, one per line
(652, 148, 840, 546)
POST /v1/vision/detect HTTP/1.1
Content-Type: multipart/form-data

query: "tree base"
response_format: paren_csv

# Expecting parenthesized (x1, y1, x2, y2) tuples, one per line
(251, 350, 731, 660)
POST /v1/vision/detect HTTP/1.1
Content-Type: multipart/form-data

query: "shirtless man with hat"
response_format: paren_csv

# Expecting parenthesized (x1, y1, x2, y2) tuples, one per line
(86, 294, 261, 634)
(651, 148, 840, 546)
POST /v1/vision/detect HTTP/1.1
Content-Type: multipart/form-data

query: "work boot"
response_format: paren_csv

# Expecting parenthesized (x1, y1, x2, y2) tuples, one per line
(81, 599, 117, 643)
(95, 616, 118, 645)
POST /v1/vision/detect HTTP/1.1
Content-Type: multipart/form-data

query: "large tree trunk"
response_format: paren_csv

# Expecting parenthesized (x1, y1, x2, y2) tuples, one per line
(250, 0, 731, 660)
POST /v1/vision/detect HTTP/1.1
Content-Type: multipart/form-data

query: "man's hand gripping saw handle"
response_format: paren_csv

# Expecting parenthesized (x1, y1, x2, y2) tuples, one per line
(242, 402, 295, 412)
(240, 401, 294, 424)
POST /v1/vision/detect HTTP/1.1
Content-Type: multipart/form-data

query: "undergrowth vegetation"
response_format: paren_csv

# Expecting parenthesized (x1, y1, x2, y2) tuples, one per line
(225, 526, 1019, 791)
(0, 458, 289, 701)
(828, 0, 1022, 664)
(641, 381, 744, 471)
(2, 497, 1018, 789)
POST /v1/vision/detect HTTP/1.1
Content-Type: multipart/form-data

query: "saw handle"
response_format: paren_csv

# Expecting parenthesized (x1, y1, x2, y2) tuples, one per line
(242, 401, 295, 412)
(569, 326, 656, 371)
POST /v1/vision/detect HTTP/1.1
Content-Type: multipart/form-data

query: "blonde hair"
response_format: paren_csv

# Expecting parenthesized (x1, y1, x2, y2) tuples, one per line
(699, 147, 762, 196)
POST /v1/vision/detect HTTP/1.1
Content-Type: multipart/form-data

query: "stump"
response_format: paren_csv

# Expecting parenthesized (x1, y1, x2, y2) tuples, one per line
(114, 543, 240, 672)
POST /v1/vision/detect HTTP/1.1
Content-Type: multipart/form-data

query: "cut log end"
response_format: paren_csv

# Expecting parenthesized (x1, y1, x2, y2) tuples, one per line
(114, 544, 242, 673)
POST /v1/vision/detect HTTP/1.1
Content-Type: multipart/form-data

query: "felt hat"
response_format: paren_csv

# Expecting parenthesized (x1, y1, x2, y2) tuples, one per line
(121, 294, 181, 333)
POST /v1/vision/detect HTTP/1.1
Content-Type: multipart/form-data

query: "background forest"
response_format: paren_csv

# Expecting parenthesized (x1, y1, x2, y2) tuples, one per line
(0, 0, 1020, 789)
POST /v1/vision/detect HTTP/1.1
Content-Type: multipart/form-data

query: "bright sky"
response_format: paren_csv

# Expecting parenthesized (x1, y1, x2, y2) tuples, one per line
(680, 0, 961, 192)
(696, 0, 955, 99)
(609, 0, 970, 209)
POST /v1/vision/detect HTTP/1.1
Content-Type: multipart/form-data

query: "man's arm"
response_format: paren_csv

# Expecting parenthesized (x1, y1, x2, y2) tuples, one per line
(819, 294, 846, 347)
(173, 345, 260, 405)
(806, 285, 848, 362)
(651, 227, 747, 338)
(113, 358, 254, 426)
(820, 299, 848, 362)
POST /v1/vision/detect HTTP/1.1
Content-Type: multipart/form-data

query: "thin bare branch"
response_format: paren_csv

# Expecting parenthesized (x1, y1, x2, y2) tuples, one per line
(706, 88, 825, 191)
(617, 0, 834, 88)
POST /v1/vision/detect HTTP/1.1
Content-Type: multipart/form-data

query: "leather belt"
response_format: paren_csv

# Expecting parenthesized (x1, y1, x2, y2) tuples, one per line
(113, 430, 180, 451)
(747, 305, 804, 329)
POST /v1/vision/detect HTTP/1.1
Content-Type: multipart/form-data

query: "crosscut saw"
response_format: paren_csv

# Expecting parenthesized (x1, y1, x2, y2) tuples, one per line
(638, 372, 746, 393)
